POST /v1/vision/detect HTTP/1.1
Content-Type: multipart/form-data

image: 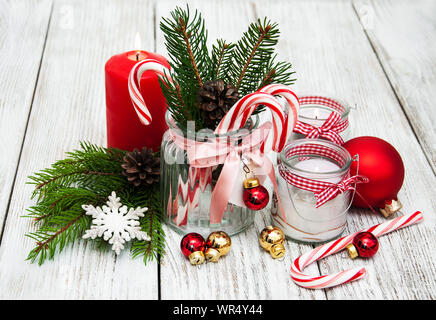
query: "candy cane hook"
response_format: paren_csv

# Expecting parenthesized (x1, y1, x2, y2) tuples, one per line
(128, 59, 172, 125)
(290, 211, 423, 289)
(215, 86, 299, 152)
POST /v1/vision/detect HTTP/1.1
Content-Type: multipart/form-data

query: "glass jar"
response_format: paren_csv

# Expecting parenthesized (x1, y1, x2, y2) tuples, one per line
(291, 94, 351, 143)
(161, 112, 259, 236)
(271, 139, 353, 243)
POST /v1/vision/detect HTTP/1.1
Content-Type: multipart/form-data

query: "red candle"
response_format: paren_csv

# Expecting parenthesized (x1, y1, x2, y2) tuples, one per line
(105, 50, 170, 152)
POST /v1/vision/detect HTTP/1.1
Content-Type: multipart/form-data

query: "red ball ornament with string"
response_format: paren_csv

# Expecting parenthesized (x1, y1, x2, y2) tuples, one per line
(180, 233, 206, 265)
(346, 232, 379, 259)
(343, 136, 405, 217)
(242, 177, 269, 210)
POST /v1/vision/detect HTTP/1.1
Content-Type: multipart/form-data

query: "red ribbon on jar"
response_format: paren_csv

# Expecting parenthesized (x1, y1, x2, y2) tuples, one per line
(278, 142, 368, 207)
(293, 95, 349, 145)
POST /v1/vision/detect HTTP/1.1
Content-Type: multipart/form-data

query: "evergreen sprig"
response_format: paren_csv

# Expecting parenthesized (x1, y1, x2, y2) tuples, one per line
(210, 39, 235, 83)
(160, 6, 210, 128)
(24, 142, 165, 266)
(159, 6, 296, 130)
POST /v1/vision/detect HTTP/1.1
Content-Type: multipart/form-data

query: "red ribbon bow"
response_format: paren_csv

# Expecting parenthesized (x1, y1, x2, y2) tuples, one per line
(279, 162, 369, 207)
(294, 112, 347, 145)
(314, 175, 369, 207)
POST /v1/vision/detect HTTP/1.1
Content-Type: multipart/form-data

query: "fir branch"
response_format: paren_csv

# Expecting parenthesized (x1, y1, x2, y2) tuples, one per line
(260, 56, 296, 88)
(176, 17, 203, 86)
(159, 5, 211, 128)
(24, 142, 165, 266)
(235, 24, 271, 90)
(35, 171, 118, 190)
(211, 39, 235, 82)
(26, 212, 90, 265)
(127, 185, 165, 263)
(158, 7, 296, 129)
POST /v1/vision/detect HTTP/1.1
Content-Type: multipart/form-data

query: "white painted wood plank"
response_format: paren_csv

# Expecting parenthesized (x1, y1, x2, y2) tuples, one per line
(157, 0, 325, 300)
(0, 0, 52, 234)
(353, 0, 436, 173)
(260, 0, 436, 299)
(0, 0, 159, 299)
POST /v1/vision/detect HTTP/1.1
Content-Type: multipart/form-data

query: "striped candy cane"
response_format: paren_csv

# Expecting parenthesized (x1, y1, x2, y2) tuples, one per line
(128, 58, 172, 125)
(259, 84, 299, 129)
(215, 87, 299, 152)
(291, 211, 423, 289)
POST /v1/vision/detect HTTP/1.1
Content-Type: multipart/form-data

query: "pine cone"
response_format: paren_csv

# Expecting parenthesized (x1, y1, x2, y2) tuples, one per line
(198, 79, 239, 129)
(121, 147, 160, 186)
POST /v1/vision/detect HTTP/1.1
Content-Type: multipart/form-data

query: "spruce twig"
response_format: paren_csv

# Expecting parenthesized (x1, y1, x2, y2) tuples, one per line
(176, 17, 203, 86)
(235, 23, 272, 90)
(24, 142, 165, 266)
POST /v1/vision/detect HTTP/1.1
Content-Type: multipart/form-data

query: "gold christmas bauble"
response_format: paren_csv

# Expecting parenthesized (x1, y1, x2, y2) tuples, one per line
(189, 251, 205, 265)
(206, 231, 231, 256)
(269, 243, 285, 259)
(259, 226, 285, 251)
(204, 247, 221, 263)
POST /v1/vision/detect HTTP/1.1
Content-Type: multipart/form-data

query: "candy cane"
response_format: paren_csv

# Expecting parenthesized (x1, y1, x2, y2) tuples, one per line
(291, 211, 423, 289)
(215, 91, 290, 152)
(259, 84, 299, 129)
(128, 59, 172, 125)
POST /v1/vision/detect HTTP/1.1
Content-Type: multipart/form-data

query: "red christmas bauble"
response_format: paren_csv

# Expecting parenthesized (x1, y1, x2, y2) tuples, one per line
(353, 232, 379, 258)
(180, 233, 206, 258)
(343, 136, 404, 208)
(243, 180, 270, 211)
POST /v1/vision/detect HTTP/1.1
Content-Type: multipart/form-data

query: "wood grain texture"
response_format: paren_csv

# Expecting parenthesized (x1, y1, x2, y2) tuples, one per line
(0, 0, 52, 234)
(0, 0, 159, 299)
(0, 0, 434, 300)
(156, 0, 325, 300)
(260, 0, 436, 299)
(353, 0, 436, 173)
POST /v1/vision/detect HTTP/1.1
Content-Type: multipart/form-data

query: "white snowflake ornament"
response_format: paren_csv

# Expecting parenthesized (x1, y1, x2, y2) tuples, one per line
(82, 191, 151, 255)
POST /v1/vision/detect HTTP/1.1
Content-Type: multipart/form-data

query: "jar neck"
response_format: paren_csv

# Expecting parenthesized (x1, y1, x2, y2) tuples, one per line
(165, 111, 259, 141)
(297, 95, 350, 125)
(280, 139, 352, 180)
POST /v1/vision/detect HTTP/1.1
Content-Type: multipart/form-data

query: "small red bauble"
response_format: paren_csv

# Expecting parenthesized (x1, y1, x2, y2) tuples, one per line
(180, 233, 206, 258)
(242, 177, 269, 210)
(343, 136, 404, 216)
(353, 232, 379, 258)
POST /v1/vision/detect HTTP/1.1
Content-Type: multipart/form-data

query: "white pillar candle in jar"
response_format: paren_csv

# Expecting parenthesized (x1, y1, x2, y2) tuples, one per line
(272, 139, 352, 243)
(291, 95, 351, 143)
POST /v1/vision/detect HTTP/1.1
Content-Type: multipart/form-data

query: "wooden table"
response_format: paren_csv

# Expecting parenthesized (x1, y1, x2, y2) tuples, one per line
(0, 0, 435, 300)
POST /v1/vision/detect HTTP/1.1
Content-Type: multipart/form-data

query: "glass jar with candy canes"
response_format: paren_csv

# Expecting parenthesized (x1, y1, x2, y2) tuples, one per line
(127, 7, 299, 235)
(292, 94, 351, 145)
(272, 139, 368, 243)
(161, 112, 258, 235)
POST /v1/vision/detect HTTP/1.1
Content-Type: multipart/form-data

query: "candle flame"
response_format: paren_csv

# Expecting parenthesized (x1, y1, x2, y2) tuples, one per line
(134, 32, 141, 49)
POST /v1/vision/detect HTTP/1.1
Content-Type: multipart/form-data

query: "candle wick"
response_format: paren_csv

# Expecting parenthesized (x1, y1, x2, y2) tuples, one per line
(136, 52, 139, 61)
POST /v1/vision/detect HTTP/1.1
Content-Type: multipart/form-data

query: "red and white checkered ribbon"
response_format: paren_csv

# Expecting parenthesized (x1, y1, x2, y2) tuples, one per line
(294, 112, 347, 145)
(128, 59, 172, 125)
(291, 211, 424, 289)
(279, 143, 368, 207)
(294, 95, 349, 145)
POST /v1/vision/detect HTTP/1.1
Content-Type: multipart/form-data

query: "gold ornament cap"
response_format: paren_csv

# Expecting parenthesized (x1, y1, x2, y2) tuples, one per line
(205, 247, 221, 263)
(259, 226, 285, 251)
(243, 177, 260, 189)
(269, 243, 286, 259)
(346, 243, 358, 259)
(380, 199, 402, 218)
(189, 251, 205, 265)
(206, 231, 231, 256)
